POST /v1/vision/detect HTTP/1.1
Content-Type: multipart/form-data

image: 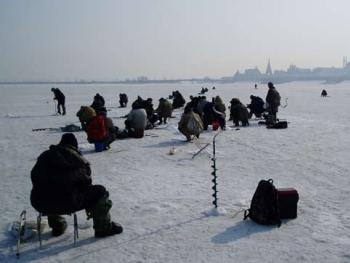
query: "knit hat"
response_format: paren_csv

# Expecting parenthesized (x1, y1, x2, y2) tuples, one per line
(59, 133, 78, 149)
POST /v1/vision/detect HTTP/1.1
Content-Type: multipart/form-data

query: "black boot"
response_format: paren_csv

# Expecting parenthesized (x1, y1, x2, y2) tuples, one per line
(52, 221, 67, 236)
(95, 221, 123, 238)
(48, 215, 67, 237)
(87, 193, 123, 238)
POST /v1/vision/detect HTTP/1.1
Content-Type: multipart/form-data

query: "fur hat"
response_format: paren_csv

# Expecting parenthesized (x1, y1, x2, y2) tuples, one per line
(59, 133, 78, 149)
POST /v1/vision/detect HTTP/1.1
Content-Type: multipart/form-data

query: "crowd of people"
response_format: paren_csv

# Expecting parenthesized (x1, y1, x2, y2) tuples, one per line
(31, 82, 283, 240)
(49, 83, 283, 147)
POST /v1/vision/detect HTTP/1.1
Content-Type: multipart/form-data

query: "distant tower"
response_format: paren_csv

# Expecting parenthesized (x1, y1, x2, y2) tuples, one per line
(343, 56, 348, 68)
(266, 59, 273, 75)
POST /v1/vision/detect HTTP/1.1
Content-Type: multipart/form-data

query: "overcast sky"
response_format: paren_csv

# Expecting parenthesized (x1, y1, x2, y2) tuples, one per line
(1, 0, 349, 81)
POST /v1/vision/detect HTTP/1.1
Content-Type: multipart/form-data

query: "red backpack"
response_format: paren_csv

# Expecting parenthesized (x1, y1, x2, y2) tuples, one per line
(87, 115, 107, 142)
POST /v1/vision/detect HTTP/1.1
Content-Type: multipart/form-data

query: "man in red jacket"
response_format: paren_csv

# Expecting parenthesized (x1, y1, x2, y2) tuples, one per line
(86, 114, 116, 150)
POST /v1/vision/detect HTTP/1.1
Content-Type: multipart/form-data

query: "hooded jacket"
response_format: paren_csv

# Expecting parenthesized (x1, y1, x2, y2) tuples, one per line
(156, 99, 173, 118)
(126, 108, 147, 130)
(178, 110, 203, 136)
(266, 87, 281, 113)
(30, 144, 92, 214)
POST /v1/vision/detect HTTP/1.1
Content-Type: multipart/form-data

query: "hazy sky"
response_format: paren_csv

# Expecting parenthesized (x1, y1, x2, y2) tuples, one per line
(1, 0, 350, 81)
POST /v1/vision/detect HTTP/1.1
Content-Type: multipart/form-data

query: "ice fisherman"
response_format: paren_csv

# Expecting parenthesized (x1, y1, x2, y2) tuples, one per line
(265, 82, 281, 125)
(156, 98, 173, 125)
(229, 98, 249, 127)
(172, 90, 186, 109)
(51, 88, 66, 115)
(30, 133, 123, 238)
(119, 93, 128, 107)
(321, 89, 328, 97)
(91, 93, 107, 115)
(76, 106, 97, 131)
(202, 101, 226, 130)
(125, 103, 147, 138)
(247, 95, 265, 118)
(86, 111, 117, 150)
(178, 106, 204, 141)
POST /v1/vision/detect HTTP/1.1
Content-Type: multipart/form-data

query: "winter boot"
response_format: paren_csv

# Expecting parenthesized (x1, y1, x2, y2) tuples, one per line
(48, 215, 67, 237)
(266, 114, 277, 126)
(86, 193, 123, 238)
(95, 221, 123, 238)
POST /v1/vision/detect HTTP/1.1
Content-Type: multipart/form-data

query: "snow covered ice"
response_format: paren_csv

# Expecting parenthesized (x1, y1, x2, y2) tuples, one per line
(0, 81, 350, 262)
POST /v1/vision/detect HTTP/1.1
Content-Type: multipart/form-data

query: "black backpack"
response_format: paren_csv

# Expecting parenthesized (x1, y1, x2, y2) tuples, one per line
(267, 121, 288, 129)
(244, 179, 281, 227)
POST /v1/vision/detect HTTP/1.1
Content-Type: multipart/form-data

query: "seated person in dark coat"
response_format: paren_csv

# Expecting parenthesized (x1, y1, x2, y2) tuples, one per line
(30, 133, 123, 237)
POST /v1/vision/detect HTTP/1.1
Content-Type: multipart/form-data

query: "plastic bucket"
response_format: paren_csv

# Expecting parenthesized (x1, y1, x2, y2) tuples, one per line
(94, 142, 104, 152)
(212, 121, 220, 131)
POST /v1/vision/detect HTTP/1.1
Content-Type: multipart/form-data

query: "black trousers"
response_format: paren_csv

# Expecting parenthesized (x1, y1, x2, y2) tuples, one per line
(48, 185, 107, 229)
(57, 99, 66, 115)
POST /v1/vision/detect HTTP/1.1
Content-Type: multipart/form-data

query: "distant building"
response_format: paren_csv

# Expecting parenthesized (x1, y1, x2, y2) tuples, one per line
(244, 67, 262, 77)
(287, 65, 311, 75)
(343, 56, 348, 68)
(228, 57, 350, 84)
(265, 59, 273, 75)
(232, 67, 262, 81)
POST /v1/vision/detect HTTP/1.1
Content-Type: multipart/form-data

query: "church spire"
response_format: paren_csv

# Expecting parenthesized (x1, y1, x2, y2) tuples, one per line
(266, 59, 272, 75)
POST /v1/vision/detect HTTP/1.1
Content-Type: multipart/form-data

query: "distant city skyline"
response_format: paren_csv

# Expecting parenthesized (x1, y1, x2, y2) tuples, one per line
(2, 57, 350, 84)
(227, 57, 350, 84)
(1, 0, 350, 82)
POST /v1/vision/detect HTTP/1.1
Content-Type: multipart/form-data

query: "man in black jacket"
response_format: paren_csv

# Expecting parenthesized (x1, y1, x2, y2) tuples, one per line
(119, 93, 128, 108)
(51, 88, 66, 115)
(247, 95, 265, 118)
(30, 133, 123, 237)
